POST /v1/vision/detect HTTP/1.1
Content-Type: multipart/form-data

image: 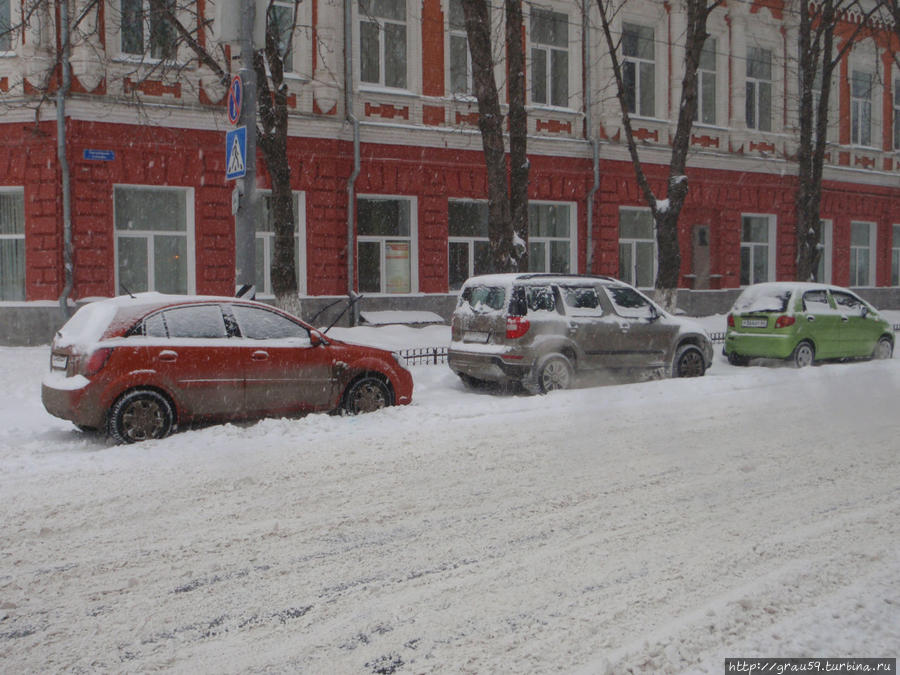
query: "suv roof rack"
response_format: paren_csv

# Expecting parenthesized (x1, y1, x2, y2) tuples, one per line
(513, 273, 616, 282)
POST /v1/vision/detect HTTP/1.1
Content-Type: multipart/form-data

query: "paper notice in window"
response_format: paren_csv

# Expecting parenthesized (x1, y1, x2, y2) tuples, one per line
(385, 242, 410, 294)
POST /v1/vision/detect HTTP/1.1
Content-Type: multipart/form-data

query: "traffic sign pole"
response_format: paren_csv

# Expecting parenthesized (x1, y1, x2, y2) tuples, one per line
(234, 0, 257, 297)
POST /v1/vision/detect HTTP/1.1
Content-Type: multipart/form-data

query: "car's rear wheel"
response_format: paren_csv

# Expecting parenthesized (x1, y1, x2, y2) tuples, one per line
(873, 336, 893, 360)
(109, 389, 174, 444)
(673, 344, 706, 378)
(537, 354, 574, 393)
(791, 341, 815, 368)
(343, 376, 392, 414)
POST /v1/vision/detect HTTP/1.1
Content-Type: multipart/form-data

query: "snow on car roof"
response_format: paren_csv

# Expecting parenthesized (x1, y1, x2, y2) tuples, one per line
(461, 273, 617, 287)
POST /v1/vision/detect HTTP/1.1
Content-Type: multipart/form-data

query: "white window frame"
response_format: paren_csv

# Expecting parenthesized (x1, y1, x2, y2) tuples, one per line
(113, 185, 196, 295)
(622, 22, 655, 118)
(528, 201, 577, 274)
(740, 213, 776, 285)
(0, 0, 13, 53)
(358, 0, 408, 90)
(0, 187, 25, 301)
(695, 37, 717, 126)
(529, 7, 569, 108)
(447, 199, 489, 290)
(618, 207, 657, 289)
(891, 224, 900, 287)
(447, 0, 472, 96)
(815, 219, 832, 284)
(357, 195, 418, 294)
(254, 190, 307, 297)
(850, 69, 873, 147)
(118, 0, 178, 62)
(849, 220, 876, 287)
(746, 46, 773, 132)
(268, 0, 298, 74)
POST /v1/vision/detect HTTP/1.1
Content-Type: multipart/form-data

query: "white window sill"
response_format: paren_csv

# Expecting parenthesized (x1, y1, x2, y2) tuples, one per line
(359, 84, 418, 99)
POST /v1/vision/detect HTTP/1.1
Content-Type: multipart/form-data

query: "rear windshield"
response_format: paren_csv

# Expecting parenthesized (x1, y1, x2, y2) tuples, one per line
(733, 286, 792, 313)
(459, 285, 507, 313)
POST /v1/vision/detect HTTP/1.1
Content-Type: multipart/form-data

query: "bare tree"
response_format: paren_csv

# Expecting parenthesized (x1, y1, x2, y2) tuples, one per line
(461, 0, 528, 273)
(596, 0, 723, 310)
(794, 0, 880, 282)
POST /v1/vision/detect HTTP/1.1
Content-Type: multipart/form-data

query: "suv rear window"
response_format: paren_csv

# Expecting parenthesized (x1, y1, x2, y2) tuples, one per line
(460, 285, 506, 313)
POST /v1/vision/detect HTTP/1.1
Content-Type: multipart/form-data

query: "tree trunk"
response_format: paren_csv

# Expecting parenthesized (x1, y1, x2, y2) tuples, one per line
(462, 0, 516, 273)
(506, 0, 528, 269)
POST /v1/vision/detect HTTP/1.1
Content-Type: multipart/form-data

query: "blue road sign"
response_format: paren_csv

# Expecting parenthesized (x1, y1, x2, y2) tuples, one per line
(83, 149, 115, 161)
(227, 75, 242, 125)
(226, 126, 247, 180)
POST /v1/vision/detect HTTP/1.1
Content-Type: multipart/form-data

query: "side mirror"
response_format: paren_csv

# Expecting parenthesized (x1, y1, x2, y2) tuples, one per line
(310, 330, 327, 346)
(648, 305, 660, 322)
(860, 306, 869, 318)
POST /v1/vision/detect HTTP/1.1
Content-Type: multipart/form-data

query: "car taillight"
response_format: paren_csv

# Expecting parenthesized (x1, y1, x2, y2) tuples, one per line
(775, 316, 795, 329)
(727, 314, 735, 328)
(506, 316, 530, 339)
(81, 348, 113, 376)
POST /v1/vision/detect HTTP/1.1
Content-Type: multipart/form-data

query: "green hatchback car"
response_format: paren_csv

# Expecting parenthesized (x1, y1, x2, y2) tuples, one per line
(724, 282, 894, 367)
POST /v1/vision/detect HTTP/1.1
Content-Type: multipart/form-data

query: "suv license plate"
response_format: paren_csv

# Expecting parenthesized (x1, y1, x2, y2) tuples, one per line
(51, 354, 68, 370)
(464, 331, 490, 343)
(741, 318, 768, 328)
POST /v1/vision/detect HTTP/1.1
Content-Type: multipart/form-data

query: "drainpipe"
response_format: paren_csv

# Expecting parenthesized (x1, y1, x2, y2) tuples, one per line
(57, 0, 73, 317)
(344, 0, 361, 326)
(584, 0, 600, 274)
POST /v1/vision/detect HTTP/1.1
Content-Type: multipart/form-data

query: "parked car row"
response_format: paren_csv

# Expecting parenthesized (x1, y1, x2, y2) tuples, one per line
(41, 277, 894, 444)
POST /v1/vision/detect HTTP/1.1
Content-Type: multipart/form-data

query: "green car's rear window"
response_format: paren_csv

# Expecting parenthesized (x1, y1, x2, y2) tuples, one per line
(733, 287, 792, 313)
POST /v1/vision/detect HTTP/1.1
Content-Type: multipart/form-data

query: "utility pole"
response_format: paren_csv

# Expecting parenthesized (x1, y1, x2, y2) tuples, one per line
(235, 0, 258, 297)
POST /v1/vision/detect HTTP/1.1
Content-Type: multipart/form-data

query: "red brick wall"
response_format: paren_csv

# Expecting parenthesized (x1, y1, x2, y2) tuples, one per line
(3, 119, 899, 302)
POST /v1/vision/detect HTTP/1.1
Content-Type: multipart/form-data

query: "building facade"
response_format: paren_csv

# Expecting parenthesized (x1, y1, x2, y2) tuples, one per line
(1, 0, 900, 342)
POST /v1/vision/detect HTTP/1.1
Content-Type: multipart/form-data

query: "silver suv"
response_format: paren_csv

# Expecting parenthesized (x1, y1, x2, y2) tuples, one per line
(448, 274, 713, 393)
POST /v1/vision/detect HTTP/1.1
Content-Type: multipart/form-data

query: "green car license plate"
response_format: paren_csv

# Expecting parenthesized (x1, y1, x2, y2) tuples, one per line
(741, 318, 768, 328)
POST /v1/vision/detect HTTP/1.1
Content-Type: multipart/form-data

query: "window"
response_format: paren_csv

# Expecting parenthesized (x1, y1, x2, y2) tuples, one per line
(740, 214, 775, 285)
(448, 200, 490, 290)
(255, 191, 305, 297)
(851, 70, 873, 146)
(268, 0, 296, 72)
(802, 290, 832, 314)
(0, 190, 25, 301)
(231, 304, 308, 340)
(619, 208, 655, 288)
(849, 221, 875, 287)
(161, 305, 227, 339)
(746, 46, 772, 131)
(121, 0, 176, 60)
(357, 197, 415, 293)
(894, 79, 900, 151)
(359, 0, 406, 88)
(115, 186, 193, 294)
(448, 0, 471, 95)
(605, 285, 655, 320)
(529, 203, 573, 273)
(531, 8, 568, 107)
(892, 225, 900, 286)
(814, 220, 832, 283)
(560, 286, 604, 315)
(0, 0, 12, 52)
(694, 38, 717, 125)
(622, 23, 655, 117)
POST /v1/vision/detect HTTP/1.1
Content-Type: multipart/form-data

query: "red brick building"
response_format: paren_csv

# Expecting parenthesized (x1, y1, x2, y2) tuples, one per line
(1, 0, 899, 342)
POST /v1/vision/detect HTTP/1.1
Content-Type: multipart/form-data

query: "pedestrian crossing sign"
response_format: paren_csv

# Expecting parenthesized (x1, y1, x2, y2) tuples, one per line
(226, 126, 246, 180)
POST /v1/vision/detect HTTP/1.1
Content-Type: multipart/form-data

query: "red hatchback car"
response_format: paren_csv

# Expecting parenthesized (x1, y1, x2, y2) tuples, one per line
(42, 294, 414, 443)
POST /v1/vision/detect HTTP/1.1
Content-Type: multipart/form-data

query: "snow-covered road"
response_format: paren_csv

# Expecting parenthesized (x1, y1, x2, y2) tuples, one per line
(1, 321, 898, 673)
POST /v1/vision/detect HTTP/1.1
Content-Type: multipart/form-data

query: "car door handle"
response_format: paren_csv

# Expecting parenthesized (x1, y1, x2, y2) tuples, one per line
(252, 350, 269, 361)
(841, 316, 849, 322)
(159, 350, 178, 362)
(807, 315, 815, 322)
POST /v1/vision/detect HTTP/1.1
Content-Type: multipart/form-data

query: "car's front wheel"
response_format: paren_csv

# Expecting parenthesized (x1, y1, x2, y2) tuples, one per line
(791, 341, 815, 368)
(872, 336, 894, 360)
(673, 344, 706, 378)
(537, 354, 574, 393)
(342, 376, 392, 414)
(108, 389, 175, 444)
